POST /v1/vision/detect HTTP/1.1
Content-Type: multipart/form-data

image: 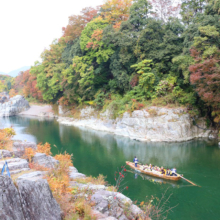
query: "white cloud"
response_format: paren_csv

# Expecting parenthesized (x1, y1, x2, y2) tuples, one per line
(0, 0, 103, 73)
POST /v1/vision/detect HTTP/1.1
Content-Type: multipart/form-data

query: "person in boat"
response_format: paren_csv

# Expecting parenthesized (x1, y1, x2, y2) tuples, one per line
(166, 169, 171, 176)
(149, 164, 152, 170)
(161, 167, 165, 174)
(143, 163, 148, 170)
(133, 156, 138, 167)
(171, 168, 177, 176)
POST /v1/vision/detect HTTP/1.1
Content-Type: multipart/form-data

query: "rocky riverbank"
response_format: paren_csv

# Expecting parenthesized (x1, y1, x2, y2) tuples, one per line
(57, 106, 211, 142)
(0, 141, 144, 220)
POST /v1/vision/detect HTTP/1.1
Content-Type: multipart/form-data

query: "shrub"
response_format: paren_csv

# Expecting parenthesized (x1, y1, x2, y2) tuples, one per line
(75, 174, 107, 185)
(0, 128, 15, 150)
(37, 142, 51, 155)
(148, 109, 157, 117)
(29, 162, 49, 171)
(23, 148, 36, 162)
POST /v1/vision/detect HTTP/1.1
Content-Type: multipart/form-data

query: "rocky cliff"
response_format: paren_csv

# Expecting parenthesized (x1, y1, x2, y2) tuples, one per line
(0, 95, 29, 117)
(58, 106, 210, 142)
(0, 141, 143, 220)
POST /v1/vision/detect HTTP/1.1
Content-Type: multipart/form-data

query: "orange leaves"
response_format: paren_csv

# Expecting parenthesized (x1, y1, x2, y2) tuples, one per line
(101, 0, 132, 29)
(54, 152, 73, 167)
(58, 96, 69, 106)
(14, 69, 43, 101)
(9, 89, 17, 97)
(86, 29, 104, 49)
(62, 7, 99, 42)
(37, 142, 51, 155)
(91, 29, 103, 41)
(0, 128, 15, 151)
(23, 148, 36, 162)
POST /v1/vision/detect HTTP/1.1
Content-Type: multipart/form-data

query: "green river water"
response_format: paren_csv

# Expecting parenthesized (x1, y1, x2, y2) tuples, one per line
(1, 116, 219, 220)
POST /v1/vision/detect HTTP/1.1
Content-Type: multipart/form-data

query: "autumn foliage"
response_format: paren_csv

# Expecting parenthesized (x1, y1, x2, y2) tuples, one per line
(37, 142, 52, 155)
(14, 70, 43, 101)
(0, 128, 16, 150)
(189, 49, 220, 122)
(101, 0, 132, 28)
(62, 7, 99, 42)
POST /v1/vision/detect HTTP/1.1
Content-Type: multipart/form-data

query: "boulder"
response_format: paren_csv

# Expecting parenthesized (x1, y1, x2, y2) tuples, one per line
(32, 153, 59, 168)
(0, 95, 29, 117)
(0, 150, 12, 159)
(13, 141, 37, 157)
(17, 178, 61, 220)
(0, 175, 25, 220)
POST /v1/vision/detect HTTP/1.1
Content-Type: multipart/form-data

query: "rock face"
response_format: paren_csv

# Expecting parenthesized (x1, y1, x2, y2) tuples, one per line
(0, 95, 29, 117)
(0, 175, 61, 220)
(13, 141, 37, 157)
(32, 153, 59, 168)
(17, 178, 61, 220)
(58, 106, 211, 142)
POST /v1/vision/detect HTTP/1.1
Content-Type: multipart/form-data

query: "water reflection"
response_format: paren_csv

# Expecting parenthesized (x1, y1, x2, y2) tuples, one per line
(1, 115, 220, 220)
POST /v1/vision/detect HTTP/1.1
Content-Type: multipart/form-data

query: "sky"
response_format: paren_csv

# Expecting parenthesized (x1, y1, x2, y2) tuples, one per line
(0, 0, 104, 73)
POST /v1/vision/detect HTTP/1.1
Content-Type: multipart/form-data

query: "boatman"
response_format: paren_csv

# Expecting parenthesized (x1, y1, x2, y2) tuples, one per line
(171, 168, 177, 176)
(133, 156, 138, 167)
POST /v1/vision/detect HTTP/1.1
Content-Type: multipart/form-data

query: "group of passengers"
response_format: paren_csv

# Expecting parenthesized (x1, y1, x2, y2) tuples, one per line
(133, 156, 177, 176)
(142, 164, 177, 176)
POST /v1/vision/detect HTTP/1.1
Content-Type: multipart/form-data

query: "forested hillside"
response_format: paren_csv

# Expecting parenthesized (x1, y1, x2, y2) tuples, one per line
(13, 0, 220, 127)
(0, 75, 14, 93)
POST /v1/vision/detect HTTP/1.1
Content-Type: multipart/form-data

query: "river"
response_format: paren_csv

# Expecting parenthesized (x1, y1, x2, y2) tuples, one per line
(1, 116, 219, 220)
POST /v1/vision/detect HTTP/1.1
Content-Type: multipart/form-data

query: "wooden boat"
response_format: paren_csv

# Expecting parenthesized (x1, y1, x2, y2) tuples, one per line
(126, 161, 181, 181)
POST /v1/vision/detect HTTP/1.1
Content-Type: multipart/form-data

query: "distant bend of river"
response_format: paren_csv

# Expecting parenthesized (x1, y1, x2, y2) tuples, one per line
(1, 116, 219, 220)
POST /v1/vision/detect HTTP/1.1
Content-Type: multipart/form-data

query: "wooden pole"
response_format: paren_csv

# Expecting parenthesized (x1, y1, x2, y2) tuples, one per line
(178, 174, 200, 187)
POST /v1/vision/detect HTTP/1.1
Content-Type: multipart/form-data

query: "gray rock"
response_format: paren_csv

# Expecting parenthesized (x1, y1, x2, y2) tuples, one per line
(17, 178, 61, 220)
(10, 168, 30, 175)
(0, 175, 25, 220)
(69, 166, 78, 173)
(130, 204, 143, 216)
(17, 171, 45, 181)
(58, 107, 212, 142)
(70, 181, 105, 190)
(32, 153, 59, 168)
(69, 172, 86, 179)
(0, 95, 29, 117)
(0, 150, 12, 159)
(0, 158, 29, 171)
(13, 141, 37, 157)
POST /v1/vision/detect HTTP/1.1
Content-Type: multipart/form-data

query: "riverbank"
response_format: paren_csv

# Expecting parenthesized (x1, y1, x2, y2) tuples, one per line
(20, 104, 212, 142)
(0, 139, 146, 220)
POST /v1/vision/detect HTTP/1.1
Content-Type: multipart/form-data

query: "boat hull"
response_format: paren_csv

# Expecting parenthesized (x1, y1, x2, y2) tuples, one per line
(126, 161, 181, 181)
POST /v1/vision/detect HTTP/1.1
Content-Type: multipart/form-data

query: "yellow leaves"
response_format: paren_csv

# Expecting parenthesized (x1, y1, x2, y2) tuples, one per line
(4, 128, 16, 137)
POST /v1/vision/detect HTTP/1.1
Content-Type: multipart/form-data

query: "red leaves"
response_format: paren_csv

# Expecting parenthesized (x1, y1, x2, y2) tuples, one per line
(62, 6, 99, 42)
(189, 48, 220, 122)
